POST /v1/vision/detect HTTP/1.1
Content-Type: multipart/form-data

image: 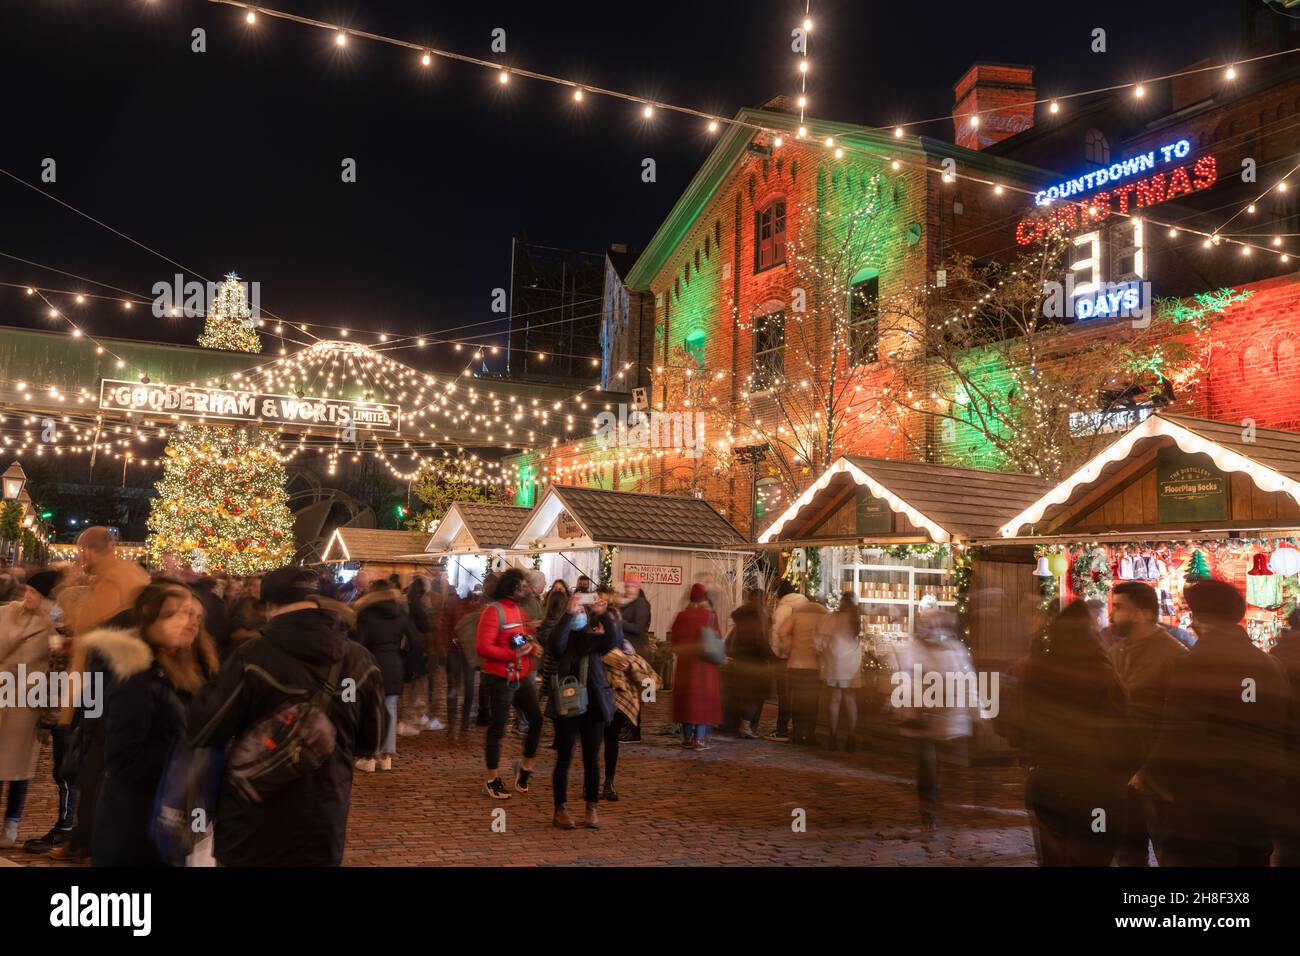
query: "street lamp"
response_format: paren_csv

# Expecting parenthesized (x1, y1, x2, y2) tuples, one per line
(2, 461, 26, 501)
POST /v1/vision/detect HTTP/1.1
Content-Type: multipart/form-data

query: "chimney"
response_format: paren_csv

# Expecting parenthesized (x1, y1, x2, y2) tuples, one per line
(952, 63, 1035, 150)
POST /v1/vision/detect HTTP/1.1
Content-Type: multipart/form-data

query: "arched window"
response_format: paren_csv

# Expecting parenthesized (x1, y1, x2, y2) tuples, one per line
(754, 198, 787, 271)
(1084, 128, 1110, 166)
(848, 269, 880, 366)
(751, 304, 785, 391)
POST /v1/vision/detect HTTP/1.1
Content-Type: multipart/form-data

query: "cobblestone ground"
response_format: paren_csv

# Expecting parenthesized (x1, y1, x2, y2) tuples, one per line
(3, 686, 1036, 867)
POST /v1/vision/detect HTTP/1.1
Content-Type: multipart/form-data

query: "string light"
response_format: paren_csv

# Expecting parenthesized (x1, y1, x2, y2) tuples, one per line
(421, 52, 431, 67)
(335, 30, 347, 46)
(246, 8, 256, 24)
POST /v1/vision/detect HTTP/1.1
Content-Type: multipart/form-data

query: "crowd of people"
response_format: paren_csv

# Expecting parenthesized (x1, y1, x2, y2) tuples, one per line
(1, 525, 1298, 867)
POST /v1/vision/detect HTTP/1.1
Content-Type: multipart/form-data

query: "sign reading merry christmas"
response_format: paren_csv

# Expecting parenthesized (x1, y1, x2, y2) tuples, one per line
(99, 379, 401, 434)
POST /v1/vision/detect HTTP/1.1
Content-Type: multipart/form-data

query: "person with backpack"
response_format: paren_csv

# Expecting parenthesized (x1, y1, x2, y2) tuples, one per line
(353, 581, 423, 771)
(547, 590, 621, 829)
(476, 569, 543, 800)
(189, 567, 386, 867)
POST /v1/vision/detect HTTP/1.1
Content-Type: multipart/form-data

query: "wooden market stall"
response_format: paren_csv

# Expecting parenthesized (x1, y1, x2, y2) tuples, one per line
(423, 502, 533, 594)
(758, 455, 1050, 661)
(320, 525, 441, 585)
(756, 455, 1050, 757)
(993, 412, 1300, 652)
(510, 485, 750, 637)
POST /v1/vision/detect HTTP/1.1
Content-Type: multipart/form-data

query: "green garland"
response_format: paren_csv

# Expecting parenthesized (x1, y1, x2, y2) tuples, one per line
(1070, 546, 1113, 600)
(880, 543, 949, 561)
(599, 544, 618, 589)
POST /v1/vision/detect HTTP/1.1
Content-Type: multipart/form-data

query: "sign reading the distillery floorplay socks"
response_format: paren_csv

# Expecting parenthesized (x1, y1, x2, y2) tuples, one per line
(855, 486, 893, 535)
(1156, 445, 1227, 524)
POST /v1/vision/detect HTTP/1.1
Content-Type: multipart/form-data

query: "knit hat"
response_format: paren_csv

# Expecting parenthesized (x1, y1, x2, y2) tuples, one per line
(261, 567, 321, 607)
(1184, 578, 1246, 623)
(624, 571, 642, 586)
(26, 569, 62, 598)
(689, 582, 709, 603)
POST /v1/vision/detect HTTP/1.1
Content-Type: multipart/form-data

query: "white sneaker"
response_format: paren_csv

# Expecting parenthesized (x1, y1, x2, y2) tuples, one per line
(425, 718, 447, 731)
(378, 755, 393, 771)
(355, 757, 376, 773)
(0, 823, 18, 848)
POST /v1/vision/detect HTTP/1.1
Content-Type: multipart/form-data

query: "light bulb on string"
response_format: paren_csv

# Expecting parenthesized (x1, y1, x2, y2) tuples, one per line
(1049, 100, 1060, 114)
(421, 52, 432, 67)
(573, 87, 583, 102)
(246, 9, 257, 24)
(336, 31, 347, 46)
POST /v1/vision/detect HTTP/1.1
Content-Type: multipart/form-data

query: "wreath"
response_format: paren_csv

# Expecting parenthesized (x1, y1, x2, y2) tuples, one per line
(1070, 546, 1114, 600)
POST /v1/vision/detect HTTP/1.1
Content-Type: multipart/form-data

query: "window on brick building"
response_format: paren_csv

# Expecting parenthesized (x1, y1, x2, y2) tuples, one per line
(752, 308, 785, 391)
(754, 199, 787, 271)
(848, 271, 880, 366)
(1084, 128, 1109, 166)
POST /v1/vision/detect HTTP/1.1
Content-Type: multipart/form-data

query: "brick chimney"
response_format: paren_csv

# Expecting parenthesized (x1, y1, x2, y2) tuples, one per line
(952, 63, 1035, 150)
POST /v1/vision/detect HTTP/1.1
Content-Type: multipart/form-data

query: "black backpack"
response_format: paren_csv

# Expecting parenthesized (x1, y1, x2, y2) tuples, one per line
(225, 655, 345, 804)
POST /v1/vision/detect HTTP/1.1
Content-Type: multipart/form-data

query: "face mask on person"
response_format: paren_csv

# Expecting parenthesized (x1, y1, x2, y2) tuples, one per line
(572, 613, 588, 631)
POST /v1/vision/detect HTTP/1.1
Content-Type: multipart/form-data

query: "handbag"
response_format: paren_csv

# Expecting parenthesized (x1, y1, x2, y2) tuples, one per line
(553, 656, 590, 718)
(698, 626, 726, 666)
(151, 741, 225, 867)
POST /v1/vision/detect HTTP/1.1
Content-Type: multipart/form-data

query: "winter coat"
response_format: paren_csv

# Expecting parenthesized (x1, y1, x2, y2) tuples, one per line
(816, 611, 864, 686)
(0, 602, 54, 780)
(893, 636, 978, 741)
(769, 592, 807, 659)
(545, 611, 620, 723)
(1108, 625, 1188, 760)
(67, 556, 150, 637)
(999, 643, 1136, 793)
(1140, 621, 1291, 853)
(189, 607, 386, 867)
(85, 627, 214, 867)
(779, 601, 828, 670)
(669, 606, 723, 725)
(620, 592, 653, 657)
(354, 590, 423, 694)
(727, 603, 771, 708)
(475, 598, 536, 681)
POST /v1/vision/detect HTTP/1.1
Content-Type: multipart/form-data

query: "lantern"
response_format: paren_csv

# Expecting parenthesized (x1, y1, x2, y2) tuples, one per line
(1033, 556, 1053, 577)
(1269, 547, 1300, 576)
(1047, 553, 1069, 577)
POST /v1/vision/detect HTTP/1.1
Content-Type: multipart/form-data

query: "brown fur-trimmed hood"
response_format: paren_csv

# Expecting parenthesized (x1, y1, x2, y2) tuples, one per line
(353, 588, 406, 616)
(81, 627, 153, 680)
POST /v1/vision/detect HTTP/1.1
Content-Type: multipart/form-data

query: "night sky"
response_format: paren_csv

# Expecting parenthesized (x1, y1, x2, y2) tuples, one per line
(0, 0, 1243, 367)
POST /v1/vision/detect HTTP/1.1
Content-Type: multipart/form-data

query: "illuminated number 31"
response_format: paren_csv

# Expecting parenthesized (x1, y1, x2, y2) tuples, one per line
(1072, 219, 1145, 295)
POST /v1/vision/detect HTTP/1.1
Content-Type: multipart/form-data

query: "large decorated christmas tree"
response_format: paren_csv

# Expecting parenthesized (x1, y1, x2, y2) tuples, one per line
(147, 426, 296, 574)
(198, 273, 262, 353)
(147, 269, 292, 573)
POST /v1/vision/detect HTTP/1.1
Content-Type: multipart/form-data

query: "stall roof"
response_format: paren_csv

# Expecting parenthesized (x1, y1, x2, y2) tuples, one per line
(513, 485, 748, 551)
(997, 413, 1300, 538)
(758, 456, 1050, 545)
(322, 526, 436, 564)
(425, 502, 532, 553)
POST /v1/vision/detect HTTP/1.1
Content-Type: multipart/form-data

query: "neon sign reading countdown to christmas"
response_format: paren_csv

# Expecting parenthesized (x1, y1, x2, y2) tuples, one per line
(1016, 151, 1217, 245)
(1033, 138, 1193, 207)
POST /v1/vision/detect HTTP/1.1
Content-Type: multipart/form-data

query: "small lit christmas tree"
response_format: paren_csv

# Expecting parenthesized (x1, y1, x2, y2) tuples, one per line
(198, 273, 262, 353)
(147, 426, 295, 574)
(1185, 549, 1211, 582)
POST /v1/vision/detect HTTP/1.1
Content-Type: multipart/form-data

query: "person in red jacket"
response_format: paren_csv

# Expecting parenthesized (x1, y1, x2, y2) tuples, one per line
(476, 569, 544, 799)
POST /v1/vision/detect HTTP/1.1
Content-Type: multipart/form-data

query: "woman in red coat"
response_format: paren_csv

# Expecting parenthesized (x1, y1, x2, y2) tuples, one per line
(669, 583, 723, 750)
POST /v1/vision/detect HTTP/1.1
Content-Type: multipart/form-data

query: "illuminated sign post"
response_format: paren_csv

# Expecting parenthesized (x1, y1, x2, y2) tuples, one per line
(1016, 136, 1218, 322)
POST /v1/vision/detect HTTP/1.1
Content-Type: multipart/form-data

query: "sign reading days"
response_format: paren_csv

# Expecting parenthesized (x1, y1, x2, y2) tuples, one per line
(99, 380, 400, 434)
(855, 486, 893, 535)
(1156, 445, 1227, 524)
(623, 563, 683, 586)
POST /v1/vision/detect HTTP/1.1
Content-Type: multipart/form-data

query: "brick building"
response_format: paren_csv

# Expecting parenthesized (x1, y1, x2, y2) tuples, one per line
(507, 8, 1300, 541)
